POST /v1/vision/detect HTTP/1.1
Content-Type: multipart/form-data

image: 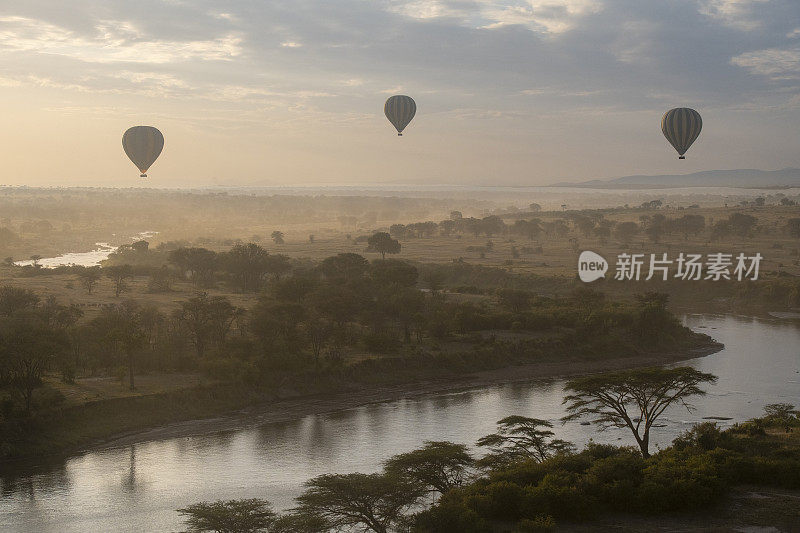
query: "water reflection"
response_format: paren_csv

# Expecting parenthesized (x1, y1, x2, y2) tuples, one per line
(1, 314, 798, 533)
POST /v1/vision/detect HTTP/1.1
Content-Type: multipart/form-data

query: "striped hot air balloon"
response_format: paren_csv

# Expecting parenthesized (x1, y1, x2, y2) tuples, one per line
(661, 108, 702, 159)
(122, 126, 164, 177)
(384, 95, 416, 136)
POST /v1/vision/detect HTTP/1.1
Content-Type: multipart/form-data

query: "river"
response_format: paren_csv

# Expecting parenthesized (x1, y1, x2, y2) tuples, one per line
(13, 232, 158, 268)
(1, 314, 798, 532)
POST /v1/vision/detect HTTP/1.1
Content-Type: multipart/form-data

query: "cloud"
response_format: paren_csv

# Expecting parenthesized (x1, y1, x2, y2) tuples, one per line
(697, 0, 771, 31)
(384, 0, 602, 34)
(731, 47, 800, 79)
(0, 16, 242, 63)
(280, 41, 302, 47)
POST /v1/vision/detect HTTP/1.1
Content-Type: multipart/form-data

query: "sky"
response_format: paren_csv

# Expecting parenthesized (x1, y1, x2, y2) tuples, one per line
(0, 0, 798, 187)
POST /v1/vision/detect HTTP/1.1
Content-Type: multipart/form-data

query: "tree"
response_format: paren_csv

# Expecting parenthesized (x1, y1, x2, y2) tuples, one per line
(111, 300, 146, 390)
(389, 224, 407, 240)
(175, 293, 241, 357)
(271, 512, 330, 533)
(169, 247, 218, 287)
(130, 240, 149, 253)
(296, 472, 426, 533)
(511, 219, 542, 241)
(0, 316, 68, 412)
(593, 221, 613, 243)
(573, 215, 596, 237)
(369, 259, 418, 287)
(367, 232, 401, 259)
(672, 214, 705, 240)
(271, 231, 285, 245)
(438, 219, 456, 236)
(562, 367, 717, 457)
(104, 264, 133, 297)
(711, 220, 732, 241)
(224, 243, 271, 292)
(476, 416, 572, 466)
(178, 499, 275, 533)
(763, 403, 798, 427)
(148, 266, 174, 292)
(302, 312, 332, 367)
(479, 216, 505, 237)
(614, 221, 639, 243)
(265, 254, 292, 281)
(271, 275, 319, 304)
(321, 253, 369, 282)
(29, 255, 42, 268)
(384, 441, 474, 495)
(39, 296, 83, 382)
(0, 286, 39, 316)
(77, 266, 102, 294)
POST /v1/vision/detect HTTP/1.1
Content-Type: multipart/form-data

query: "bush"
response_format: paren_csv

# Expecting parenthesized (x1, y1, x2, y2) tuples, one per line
(413, 493, 491, 533)
(467, 481, 526, 520)
(513, 515, 556, 532)
(521, 472, 598, 521)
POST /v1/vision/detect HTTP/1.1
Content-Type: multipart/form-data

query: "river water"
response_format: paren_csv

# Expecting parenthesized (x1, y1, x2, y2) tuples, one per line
(13, 232, 158, 268)
(1, 314, 798, 532)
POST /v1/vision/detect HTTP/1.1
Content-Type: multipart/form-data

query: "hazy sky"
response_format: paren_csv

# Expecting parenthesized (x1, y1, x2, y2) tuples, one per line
(0, 0, 798, 187)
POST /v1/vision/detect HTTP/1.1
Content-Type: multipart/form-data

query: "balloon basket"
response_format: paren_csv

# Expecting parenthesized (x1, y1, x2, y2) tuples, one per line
(678, 156, 685, 160)
(397, 133, 402, 136)
(140, 173, 147, 177)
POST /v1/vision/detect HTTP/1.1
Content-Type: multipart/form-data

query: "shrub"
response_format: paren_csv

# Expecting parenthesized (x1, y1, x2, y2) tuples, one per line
(513, 515, 556, 532)
(413, 494, 491, 533)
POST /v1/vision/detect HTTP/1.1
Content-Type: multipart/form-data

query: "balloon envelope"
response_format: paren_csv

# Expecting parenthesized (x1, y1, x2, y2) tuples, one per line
(123, 126, 164, 177)
(661, 108, 701, 159)
(384, 95, 416, 136)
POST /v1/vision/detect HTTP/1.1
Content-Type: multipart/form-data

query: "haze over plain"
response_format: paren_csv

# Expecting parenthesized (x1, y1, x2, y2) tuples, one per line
(1, 0, 799, 187)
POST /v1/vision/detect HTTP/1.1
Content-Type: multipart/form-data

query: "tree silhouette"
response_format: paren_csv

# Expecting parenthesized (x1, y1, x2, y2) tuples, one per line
(367, 232, 401, 259)
(563, 367, 717, 457)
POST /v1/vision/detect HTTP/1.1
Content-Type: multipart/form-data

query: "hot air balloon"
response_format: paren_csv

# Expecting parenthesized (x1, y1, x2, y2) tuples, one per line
(661, 108, 701, 159)
(384, 95, 416, 136)
(122, 126, 164, 177)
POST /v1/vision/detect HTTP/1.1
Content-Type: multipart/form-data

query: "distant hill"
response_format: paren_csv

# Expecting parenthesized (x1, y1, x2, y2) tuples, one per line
(552, 168, 800, 189)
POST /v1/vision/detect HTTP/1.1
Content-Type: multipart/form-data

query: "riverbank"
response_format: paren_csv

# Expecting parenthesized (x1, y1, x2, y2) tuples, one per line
(0, 336, 721, 471)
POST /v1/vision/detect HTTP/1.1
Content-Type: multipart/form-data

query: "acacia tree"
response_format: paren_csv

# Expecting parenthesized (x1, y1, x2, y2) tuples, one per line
(77, 266, 102, 294)
(367, 232, 401, 260)
(178, 499, 275, 533)
(562, 367, 717, 458)
(476, 416, 573, 467)
(295, 472, 425, 533)
(104, 264, 133, 297)
(384, 441, 474, 495)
